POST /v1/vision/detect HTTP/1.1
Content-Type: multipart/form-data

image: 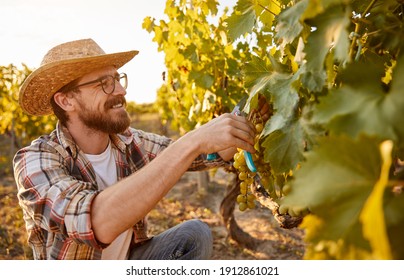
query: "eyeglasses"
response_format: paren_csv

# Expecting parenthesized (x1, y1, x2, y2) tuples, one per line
(71, 72, 128, 94)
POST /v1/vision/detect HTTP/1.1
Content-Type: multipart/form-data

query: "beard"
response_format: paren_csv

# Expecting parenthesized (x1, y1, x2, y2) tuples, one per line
(77, 95, 131, 134)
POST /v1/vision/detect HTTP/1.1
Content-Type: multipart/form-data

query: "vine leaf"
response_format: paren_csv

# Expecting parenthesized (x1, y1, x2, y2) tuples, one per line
(282, 135, 385, 258)
(274, 0, 308, 48)
(189, 71, 215, 89)
(261, 117, 305, 174)
(259, 73, 303, 174)
(303, 0, 351, 20)
(226, 0, 257, 41)
(243, 56, 304, 173)
(301, 4, 351, 92)
(243, 56, 299, 118)
(204, 0, 219, 15)
(243, 55, 273, 90)
(360, 140, 393, 259)
(226, 0, 280, 41)
(313, 54, 404, 143)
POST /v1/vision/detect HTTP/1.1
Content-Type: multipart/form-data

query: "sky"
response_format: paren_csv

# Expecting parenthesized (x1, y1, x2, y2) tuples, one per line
(0, 0, 236, 104)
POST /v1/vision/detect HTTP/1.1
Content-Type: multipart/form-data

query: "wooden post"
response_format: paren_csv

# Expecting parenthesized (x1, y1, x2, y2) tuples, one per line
(197, 171, 209, 195)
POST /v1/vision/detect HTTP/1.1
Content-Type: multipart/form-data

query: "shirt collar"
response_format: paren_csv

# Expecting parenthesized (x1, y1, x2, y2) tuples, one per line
(55, 122, 134, 157)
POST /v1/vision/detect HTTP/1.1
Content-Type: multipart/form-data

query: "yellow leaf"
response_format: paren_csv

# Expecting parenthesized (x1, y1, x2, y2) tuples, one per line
(359, 140, 393, 259)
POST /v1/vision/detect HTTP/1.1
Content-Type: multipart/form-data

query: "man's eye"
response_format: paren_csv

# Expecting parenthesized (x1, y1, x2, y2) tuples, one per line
(100, 78, 110, 87)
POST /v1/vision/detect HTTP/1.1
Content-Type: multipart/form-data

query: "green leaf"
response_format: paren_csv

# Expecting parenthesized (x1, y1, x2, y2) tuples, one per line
(282, 135, 385, 257)
(266, 72, 300, 118)
(205, 0, 219, 16)
(274, 0, 308, 47)
(181, 44, 199, 63)
(301, 4, 351, 92)
(189, 70, 214, 89)
(243, 55, 304, 173)
(262, 116, 305, 173)
(257, 0, 281, 27)
(226, 0, 256, 41)
(313, 54, 404, 142)
(243, 55, 272, 89)
(243, 56, 299, 118)
(303, 0, 351, 20)
(383, 186, 404, 259)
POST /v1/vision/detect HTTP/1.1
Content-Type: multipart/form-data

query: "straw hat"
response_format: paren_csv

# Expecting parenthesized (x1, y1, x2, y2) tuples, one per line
(19, 38, 139, 116)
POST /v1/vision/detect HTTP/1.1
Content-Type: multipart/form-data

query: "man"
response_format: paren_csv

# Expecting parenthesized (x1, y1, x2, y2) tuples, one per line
(13, 38, 268, 260)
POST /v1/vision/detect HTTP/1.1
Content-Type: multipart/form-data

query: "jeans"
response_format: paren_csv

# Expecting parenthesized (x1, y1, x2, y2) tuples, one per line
(128, 219, 213, 260)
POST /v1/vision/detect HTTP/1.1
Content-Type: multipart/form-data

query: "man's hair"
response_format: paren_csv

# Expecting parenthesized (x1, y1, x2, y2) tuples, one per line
(50, 79, 80, 127)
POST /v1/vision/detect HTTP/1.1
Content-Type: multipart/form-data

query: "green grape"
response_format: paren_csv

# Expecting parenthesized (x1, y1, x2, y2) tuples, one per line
(239, 202, 247, 212)
(279, 204, 288, 215)
(254, 142, 260, 152)
(289, 206, 300, 217)
(244, 177, 254, 185)
(237, 150, 245, 161)
(236, 194, 247, 203)
(238, 171, 247, 181)
(234, 115, 269, 212)
(238, 164, 247, 172)
(247, 200, 256, 209)
(247, 193, 255, 202)
(282, 184, 292, 195)
(290, 206, 308, 217)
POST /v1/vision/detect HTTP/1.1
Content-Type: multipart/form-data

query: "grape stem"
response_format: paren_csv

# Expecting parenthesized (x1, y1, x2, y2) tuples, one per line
(250, 183, 303, 229)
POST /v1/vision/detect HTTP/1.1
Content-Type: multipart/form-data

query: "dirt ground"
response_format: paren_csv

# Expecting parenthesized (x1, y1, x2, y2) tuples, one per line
(147, 169, 306, 260)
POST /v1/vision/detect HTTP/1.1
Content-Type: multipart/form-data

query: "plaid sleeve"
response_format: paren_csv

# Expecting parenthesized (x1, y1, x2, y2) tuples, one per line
(13, 139, 105, 250)
(131, 128, 173, 160)
(188, 153, 231, 171)
(132, 129, 230, 171)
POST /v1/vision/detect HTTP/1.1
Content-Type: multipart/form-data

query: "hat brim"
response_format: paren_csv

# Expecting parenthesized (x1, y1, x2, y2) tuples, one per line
(19, 50, 139, 116)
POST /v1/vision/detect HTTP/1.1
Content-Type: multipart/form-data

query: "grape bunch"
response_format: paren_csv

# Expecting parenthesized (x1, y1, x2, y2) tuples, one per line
(233, 149, 256, 211)
(233, 116, 272, 211)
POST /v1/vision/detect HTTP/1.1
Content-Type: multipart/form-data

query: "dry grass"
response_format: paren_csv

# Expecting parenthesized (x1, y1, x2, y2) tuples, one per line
(0, 177, 32, 259)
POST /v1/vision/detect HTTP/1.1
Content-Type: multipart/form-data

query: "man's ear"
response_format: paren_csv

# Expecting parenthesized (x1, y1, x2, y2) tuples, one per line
(53, 92, 75, 112)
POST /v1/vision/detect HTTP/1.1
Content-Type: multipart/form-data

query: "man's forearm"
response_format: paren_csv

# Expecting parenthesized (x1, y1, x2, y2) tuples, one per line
(90, 130, 201, 244)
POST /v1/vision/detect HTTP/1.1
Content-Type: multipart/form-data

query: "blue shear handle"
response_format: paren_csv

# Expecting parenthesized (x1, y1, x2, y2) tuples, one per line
(244, 150, 257, 173)
(206, 153, 217, 161)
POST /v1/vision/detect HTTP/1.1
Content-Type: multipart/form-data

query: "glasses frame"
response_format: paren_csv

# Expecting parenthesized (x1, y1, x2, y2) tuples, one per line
(71, 72, 127, 95)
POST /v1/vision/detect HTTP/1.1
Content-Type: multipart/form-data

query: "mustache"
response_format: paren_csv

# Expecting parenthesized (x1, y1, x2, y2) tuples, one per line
(104, 96, 127, 109)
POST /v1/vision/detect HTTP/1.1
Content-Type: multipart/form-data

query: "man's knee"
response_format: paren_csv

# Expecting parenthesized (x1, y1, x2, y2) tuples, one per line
(181, 219, 213, 259)
(182, 219, 212, 240)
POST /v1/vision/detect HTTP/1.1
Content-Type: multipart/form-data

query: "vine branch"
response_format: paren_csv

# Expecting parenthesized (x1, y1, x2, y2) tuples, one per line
(250, 183, 303, 229)
(258, 3, 277, 17)
(349, 0, 379, 60)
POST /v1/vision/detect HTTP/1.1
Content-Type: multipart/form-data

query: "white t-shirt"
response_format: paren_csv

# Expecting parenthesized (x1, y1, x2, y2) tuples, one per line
(84, 141, 133, 260)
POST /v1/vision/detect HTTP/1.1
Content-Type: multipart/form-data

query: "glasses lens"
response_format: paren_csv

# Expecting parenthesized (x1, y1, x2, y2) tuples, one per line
(100, 73, 127, 94)
(119, 73, 128, 90)
(101, 76, 115, 94)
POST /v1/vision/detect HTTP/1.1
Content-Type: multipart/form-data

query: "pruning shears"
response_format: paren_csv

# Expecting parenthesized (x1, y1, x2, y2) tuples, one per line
(207, 98, 257, 173)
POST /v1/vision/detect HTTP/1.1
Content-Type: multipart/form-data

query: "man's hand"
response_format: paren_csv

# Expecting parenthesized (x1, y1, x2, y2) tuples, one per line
(217, 95, 271, 161)
(193, 113, 256, 156)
